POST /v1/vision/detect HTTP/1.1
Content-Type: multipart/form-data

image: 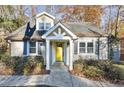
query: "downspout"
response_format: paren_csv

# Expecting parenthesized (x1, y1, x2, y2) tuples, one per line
(97, 37, 100, 60)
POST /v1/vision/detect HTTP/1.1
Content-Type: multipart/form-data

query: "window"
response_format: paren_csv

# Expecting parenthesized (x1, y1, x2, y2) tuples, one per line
(87, 42, 93, 53)
(29, 41, 36, 54)
(39, 22, 51, 30)
(79, 42, 86, 53)
(46, 23, 51, 30)
(39, 23, 44, 30)
(79, 42, 94, 54)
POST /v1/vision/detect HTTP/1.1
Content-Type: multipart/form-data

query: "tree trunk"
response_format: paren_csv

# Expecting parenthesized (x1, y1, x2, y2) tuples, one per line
(31, 5, 36, 17)
(115, 6, 121, 38)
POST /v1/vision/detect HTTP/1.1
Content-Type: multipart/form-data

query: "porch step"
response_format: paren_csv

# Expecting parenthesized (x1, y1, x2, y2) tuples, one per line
(52, 62, 64, 66)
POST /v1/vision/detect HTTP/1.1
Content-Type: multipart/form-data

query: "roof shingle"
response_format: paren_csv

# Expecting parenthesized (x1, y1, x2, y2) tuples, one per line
(6, 21, 108, 41)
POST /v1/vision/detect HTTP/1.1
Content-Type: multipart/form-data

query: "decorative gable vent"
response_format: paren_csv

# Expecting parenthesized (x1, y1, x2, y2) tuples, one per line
(53, 28, 66, 37)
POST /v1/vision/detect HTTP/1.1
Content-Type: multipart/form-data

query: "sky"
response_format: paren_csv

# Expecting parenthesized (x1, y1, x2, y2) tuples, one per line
(24, 5, 45, 17)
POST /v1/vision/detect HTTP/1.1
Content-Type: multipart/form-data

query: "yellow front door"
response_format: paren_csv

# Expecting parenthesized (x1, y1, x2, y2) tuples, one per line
(56, 43, 63, 62)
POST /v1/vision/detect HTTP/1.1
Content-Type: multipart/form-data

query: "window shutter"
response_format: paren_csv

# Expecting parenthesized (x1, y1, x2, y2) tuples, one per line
(95, 41, 98, 54)
(74, 41, 78, 54)
(23, 41, 27, 55)
(95, 39, 100, 59)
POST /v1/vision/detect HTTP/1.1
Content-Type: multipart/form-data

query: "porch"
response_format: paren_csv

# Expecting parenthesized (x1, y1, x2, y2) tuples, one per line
(45, 39, 74, 71)
(42, 22, 77, 71)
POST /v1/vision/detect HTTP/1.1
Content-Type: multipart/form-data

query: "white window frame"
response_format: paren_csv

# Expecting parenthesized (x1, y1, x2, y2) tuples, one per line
(28, 41, 38, 56)
(87, 42, 94, 53)
(78, 41, 95, 54)
(39, 22, 44, 30)
(46, 23, 51, 30)
(79, 42, 86, 53)
(38, 22, 51, 30)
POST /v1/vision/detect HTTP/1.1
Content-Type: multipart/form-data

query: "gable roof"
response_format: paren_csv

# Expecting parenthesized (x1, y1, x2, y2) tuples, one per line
(42, 22, 77, 39)
(36, 12, 55, 19)
(5, 22, 44, 41)
(6, 20, 108, 41)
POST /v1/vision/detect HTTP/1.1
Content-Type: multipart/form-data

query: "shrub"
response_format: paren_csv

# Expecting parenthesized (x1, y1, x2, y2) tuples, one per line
(0, 54, 45, 75)
(73, 59, 120, 81)
(85, 59, 99, 66)
(73, 58, 87, 73)
(0, 53, 18, 74)
(22, 56, 45, 75)
(32, 63, 43, 74)
(105, 67, 120, 80)
(73, 63, 83, 73)
(83, 66, 103, 79)
(35, 56, 44, 63)
(1, 52, 14, 69)
(97, 60, 113, 72)
(23, 62, 31, 75)
(0, 62, 13, 75)
(94, 60, 120, 80)
(3, 67, 13, 75)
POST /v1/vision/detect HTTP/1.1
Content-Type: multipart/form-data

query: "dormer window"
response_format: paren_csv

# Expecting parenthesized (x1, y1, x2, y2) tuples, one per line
(39, 22, 51, 30)
(39, 23, 44, 30)
(36, 12, 55, 30)
(46, 23, 51, 30)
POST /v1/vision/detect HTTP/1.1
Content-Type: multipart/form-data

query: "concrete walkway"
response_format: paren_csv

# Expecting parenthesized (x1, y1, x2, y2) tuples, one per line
(0, 63, 123, 87)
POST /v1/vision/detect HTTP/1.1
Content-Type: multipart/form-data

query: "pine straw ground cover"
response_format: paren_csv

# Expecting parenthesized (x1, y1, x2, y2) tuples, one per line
(71, 58, 124, 84)
(0, 52, 48, 75)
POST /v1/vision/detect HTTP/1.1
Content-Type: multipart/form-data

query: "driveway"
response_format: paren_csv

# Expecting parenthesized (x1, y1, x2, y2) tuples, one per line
(0, 63, 123, 87)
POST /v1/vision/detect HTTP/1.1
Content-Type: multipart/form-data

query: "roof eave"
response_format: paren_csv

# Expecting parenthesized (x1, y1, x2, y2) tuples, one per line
(36, 12, 55, 19)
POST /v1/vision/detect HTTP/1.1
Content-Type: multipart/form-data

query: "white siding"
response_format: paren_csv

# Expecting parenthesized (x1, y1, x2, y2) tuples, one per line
(38, 42, 46, 63)
(11, 41, 24, 56)
(51, 42, 55, 65)
(74, 40, 78, 54)
(99, 37, 108, 60)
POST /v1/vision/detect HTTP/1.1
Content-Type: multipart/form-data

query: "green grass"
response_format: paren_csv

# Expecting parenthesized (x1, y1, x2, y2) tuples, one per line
(113, 64, 124, 80)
